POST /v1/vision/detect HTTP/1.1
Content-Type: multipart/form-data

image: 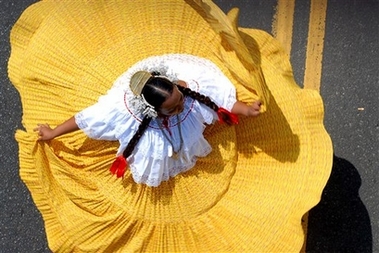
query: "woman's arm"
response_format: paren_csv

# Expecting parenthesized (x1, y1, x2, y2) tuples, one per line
(34, 116, 79, 141)
(231, 100, 261, 117)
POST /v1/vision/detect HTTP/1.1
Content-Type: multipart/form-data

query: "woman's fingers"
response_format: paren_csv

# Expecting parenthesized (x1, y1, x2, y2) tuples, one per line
(252, 101, 262, 110)
(34, 124, 52, 140)
(33, 123, 41, 132)
(247, 101, 262, 117)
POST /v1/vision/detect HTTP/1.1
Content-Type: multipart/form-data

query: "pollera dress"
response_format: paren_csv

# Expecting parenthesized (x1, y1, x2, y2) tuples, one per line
(8, 0, 333, 252)
(75, 54, 237, 187)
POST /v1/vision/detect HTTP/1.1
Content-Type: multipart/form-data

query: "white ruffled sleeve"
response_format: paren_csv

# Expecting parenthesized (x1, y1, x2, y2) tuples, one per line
(74, 87, 129, 141)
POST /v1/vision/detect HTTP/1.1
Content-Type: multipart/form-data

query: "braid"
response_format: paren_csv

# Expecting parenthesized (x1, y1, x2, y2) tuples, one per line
(122, 115, 153, 159)
(177, 85, 219, 111)
(177, 85, 236, 125)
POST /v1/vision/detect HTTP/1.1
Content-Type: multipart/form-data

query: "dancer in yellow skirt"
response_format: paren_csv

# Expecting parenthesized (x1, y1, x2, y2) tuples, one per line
(34, 56, 261, 187)
(8, 0, 333, 252)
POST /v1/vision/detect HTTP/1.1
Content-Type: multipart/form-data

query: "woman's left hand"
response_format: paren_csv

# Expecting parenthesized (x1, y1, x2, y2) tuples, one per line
(246, 101, 261, 117)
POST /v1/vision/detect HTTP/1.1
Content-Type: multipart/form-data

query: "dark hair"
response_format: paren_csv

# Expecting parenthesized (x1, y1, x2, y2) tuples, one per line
(122, 74, 234, 160)
(141, 77, 173, 109)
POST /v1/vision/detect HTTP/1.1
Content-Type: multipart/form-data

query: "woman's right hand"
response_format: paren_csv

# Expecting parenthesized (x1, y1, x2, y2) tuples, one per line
(33, 117, 80, 141)
(34, 123, 56, 141)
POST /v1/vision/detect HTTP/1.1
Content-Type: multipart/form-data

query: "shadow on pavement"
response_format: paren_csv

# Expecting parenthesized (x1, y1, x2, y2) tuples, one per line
(306, 155, 372, 253)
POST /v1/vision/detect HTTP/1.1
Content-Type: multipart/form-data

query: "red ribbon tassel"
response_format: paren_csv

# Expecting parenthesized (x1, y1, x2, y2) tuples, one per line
(110, 156, 128, 178)
(217, 107, 239, 125)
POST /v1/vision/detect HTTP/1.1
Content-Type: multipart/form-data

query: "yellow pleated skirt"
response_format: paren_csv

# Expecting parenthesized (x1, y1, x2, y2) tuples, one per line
(8, 0, 333, 252)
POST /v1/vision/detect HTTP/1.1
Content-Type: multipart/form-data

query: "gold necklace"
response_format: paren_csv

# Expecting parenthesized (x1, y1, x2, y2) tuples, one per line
(158, 115, 183, 159)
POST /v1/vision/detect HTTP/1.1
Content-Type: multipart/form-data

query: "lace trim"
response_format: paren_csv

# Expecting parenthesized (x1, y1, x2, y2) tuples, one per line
(74, 112, 87, 130)
(129, 145, 212, 187)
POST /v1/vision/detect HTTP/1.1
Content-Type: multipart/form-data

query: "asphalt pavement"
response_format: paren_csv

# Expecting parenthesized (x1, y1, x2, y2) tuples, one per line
(1, 0, 377, 252)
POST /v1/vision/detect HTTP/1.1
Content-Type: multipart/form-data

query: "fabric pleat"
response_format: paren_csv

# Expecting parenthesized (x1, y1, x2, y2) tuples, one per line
(8, 0, 333, 252)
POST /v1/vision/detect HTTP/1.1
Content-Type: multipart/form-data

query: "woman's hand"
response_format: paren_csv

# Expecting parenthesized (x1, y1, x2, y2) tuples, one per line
(34, 123, 56, 141)
(232, 100, 261, 117)
(246, 101, 261, 117)
(33, 117, 80, 141)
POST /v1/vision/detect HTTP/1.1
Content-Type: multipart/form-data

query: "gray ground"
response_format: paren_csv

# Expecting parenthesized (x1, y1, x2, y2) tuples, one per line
(1, 0, 377, 252)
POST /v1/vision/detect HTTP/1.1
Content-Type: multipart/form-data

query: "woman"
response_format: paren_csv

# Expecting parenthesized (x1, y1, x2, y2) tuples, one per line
(35, 55, 262, 186)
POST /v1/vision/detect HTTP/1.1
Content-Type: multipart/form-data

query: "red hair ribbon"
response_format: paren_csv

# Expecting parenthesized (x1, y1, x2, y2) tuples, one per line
(110, 156, 127, 178)
(217, 107, 239, 125)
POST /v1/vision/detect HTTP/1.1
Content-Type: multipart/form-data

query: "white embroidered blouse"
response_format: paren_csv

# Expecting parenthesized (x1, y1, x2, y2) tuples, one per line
(75, 54, 237, 186)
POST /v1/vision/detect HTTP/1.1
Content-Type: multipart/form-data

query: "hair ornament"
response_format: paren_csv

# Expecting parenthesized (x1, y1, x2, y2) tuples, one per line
(129, 71, 158, 118)
(140, 94, 158, 118)
(130, 71, 152, 95)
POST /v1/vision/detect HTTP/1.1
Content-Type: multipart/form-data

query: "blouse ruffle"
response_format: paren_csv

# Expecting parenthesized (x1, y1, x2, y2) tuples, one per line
(75, 54, 237, 186)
